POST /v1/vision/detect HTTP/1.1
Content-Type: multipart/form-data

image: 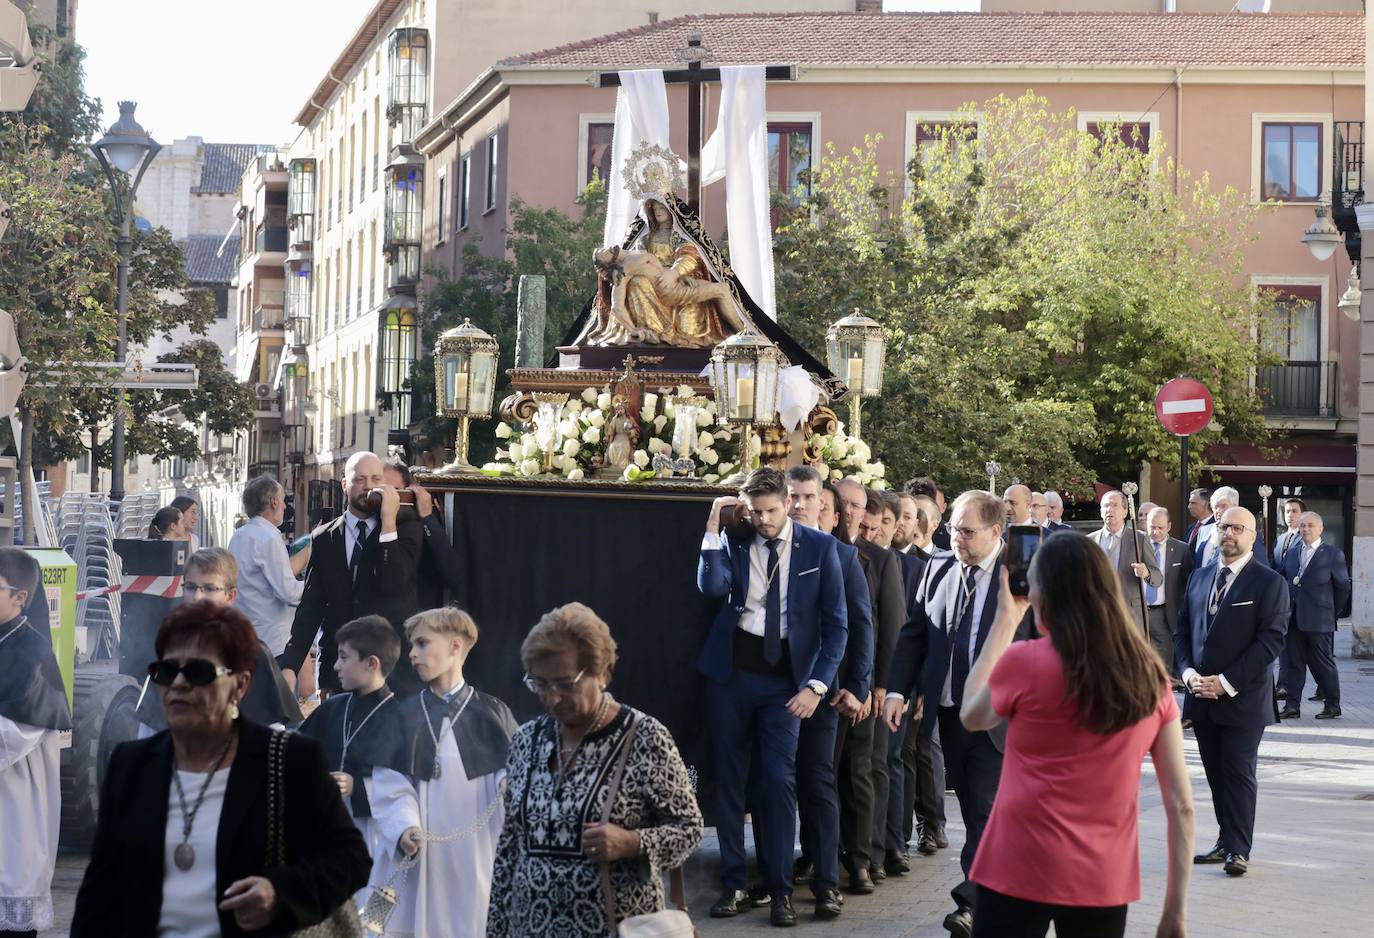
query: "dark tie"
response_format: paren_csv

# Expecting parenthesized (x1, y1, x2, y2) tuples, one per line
(951, 565, 979, 703)
(764, 538, 782, 665)
(350, 518, 368, 582)
(1206, 566, 1232, 633)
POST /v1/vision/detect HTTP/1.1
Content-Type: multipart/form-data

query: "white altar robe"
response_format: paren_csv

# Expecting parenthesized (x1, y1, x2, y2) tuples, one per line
(369, 719, 505, 938)
(0, 717, 60, 932)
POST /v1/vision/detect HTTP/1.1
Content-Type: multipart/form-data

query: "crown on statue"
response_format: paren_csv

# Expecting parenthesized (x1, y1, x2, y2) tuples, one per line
(623, 142, 686, 201)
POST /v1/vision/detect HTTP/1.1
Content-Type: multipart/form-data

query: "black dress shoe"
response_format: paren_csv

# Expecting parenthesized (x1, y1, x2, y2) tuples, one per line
(791, 857, 814, 886)
(1309, 692, 1326, 702)
(1275, 687, 1288, 700)
(747, 883, 771, 908)
(868, 864, 887, 883)
(917, 830, 938, 855)
(847, 867, 874, 895)
(710, 889, 752, 917)
(770, 895, 797, 927)
(1194, 842, 1227, 864)
(884, 850, 910, 875)
(1279, 706, 1301, 719)
(814, 889, 843, 920)
(1315, 706, 1342, 720)
(943, 906, 973, 938)
(1224, 853, 1249, 876)
(934, 826, 949, 849)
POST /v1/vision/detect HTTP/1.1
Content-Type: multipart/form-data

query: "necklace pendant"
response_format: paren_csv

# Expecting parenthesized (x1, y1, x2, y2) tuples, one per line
(432, 759, 442, 779)
(174, 842, 195, 871)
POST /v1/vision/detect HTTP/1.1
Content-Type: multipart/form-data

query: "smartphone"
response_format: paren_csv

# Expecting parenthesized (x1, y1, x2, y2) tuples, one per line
(1005, 524, 1044, 597)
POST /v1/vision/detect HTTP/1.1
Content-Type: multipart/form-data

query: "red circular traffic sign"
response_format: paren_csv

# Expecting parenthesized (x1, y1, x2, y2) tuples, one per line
(1155, 378, 1214, 437)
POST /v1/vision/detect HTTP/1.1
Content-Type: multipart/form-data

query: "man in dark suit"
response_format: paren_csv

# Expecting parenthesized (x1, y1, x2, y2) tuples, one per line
(1145, 506, 1193, 677)
(1279, 511, 1349, 720)
(280, 451, 424, 695)
(1194, 486, 1269, 571)
(1184, 487, 1213, 546)
(1089, 490, 1163, 632)
(699, 468, 848, 926)
(905, 477, 951, 550)
(1271, 497, 1305, 568)
(1175, 506, 1288, 877)
(1042, 490, 1072, 533)
(882, 490, 1035, 938)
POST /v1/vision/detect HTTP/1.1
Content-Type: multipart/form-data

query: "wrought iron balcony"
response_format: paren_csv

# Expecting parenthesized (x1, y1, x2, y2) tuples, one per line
(1257, 361, 1337, 417)
(254, 223, 288, 255)
(1332, 121, 1363, 260)
(287, 315, 312, 347)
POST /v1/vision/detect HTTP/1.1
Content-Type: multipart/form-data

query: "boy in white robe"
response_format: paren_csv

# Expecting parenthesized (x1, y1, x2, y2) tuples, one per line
(368, 607, 516, 938)
(0, 549, 71, 938)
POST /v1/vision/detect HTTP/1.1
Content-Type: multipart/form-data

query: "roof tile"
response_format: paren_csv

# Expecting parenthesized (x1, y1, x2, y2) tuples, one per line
(178, 235, 239, 284)
(193, 143, 273, 194)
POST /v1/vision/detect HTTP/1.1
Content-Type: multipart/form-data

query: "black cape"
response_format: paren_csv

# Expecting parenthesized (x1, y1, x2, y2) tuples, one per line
(136, 641, 303, 731)
(0, 616, 72, 732)
(373, 686, 516, 783)
(297, 687, 398, 817)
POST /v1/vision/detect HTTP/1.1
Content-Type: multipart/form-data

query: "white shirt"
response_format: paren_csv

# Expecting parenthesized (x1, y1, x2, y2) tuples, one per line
(229, 516, 303, 656)
(158, 768, 229, 938)
(1298, 539, 1320, 576)
(704, 518, 794, 638)
(1181, 551, 1252, 698)
(1148, 538, 1168, 607)
(939, 545, 1002, 707)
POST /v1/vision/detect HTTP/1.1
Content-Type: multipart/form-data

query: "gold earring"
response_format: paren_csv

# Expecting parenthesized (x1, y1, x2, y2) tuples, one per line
(228, 702, 240, 720)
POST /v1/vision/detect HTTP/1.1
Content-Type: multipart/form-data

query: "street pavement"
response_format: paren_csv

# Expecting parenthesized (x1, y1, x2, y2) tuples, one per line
(42, 630, 1373, 936)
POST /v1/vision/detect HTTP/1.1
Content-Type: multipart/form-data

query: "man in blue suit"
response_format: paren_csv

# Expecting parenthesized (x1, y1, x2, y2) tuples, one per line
(1175, 506, 1288, 877)
(1278, 511, 1349, 720)
(699, 468, 848, 926)
(882, 490, 1035, 938)
(1194, 486, 1268, 571)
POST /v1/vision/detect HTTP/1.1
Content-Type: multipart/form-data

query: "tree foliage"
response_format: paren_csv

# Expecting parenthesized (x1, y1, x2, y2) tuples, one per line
(774, 93, 1271, 495)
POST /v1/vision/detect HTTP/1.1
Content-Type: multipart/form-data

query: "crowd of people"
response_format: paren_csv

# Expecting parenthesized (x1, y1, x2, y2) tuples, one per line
(0, 451, 1349, 937)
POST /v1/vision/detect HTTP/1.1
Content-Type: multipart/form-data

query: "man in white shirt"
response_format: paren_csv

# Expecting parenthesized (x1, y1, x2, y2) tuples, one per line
(228, 476, 310, 655)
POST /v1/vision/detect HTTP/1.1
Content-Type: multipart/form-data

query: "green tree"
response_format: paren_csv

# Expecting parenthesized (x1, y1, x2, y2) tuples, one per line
(774, 93, 1271, 495)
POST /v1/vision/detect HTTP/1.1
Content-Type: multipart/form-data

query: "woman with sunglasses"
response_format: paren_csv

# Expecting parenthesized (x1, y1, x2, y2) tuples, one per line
(487, 602, 702, 938)
(71, 601, 370, 937)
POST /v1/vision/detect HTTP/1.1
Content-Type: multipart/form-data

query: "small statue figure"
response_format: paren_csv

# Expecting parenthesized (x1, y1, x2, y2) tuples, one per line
(603, 398, 638, 471)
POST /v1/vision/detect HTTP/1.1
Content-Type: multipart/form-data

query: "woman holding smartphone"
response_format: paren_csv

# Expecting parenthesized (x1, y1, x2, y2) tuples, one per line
(961, 531, 1193, 938)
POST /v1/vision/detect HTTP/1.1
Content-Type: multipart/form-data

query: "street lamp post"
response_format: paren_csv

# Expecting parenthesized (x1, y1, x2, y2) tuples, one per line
(91, 101, 159, 504)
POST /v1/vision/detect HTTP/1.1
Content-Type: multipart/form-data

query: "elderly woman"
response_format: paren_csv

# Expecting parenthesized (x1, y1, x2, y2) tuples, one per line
(487, 602, 703, 938)
(71, 602, 370, 937)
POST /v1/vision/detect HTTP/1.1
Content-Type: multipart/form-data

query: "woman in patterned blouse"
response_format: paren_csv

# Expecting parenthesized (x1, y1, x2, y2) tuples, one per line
(487, 602, 703, 937)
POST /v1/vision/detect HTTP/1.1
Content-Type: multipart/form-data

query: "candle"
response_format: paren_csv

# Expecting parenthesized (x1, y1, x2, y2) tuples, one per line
(847, 357, 864, 392)
(736, 377, 754, 420)
(452, 372, 469, 410)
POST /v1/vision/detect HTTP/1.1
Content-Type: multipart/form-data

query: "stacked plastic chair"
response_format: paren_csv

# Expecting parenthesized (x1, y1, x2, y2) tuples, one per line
(54, 493, 124, 661)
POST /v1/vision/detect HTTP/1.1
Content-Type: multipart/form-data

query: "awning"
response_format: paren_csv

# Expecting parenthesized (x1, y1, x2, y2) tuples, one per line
(236, 336, 260, 383)
(1203, 442, 1355, 485)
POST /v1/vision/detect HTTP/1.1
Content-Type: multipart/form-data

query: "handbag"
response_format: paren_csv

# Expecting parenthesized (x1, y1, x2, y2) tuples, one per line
(267, 729, 366, 938)
(596, 713, 698, 938)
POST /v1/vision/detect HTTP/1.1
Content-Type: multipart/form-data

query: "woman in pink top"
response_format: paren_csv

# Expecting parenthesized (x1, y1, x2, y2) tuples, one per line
(960, 531, 1194, 938)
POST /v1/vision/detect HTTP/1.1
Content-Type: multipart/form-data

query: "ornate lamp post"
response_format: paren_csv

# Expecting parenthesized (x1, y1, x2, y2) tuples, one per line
(92, 101, 160, 503)
(709, 330, 783, 471)
(826, 309, 887, 441)
(434, 318, 498, 473)
(1300, 202, 1342, 262)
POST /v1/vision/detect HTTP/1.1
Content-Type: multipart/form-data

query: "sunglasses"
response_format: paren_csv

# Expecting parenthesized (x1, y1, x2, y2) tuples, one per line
(148, 658, 234, 687)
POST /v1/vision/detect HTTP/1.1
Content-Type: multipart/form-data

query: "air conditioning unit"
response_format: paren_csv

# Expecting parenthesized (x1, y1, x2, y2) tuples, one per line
(253, 383, 274, 401)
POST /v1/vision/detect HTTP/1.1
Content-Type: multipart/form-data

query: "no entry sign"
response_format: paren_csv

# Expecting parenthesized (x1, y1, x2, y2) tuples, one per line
(1155, 378, 1214, 437)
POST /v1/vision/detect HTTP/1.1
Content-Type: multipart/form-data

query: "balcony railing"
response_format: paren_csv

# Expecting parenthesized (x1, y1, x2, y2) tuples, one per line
(254, 224, 288, 255)
(1257, 361, 1337, 417)
(287, 316, 312, 347)
(252, 305, 286, 332)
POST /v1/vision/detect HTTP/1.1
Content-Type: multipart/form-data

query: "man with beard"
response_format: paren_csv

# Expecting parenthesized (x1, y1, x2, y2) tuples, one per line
(280, 451, 424, 695)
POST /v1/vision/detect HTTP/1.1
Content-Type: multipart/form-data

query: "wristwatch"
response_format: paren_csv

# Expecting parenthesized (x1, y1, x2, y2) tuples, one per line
(805, 680, 826, 697)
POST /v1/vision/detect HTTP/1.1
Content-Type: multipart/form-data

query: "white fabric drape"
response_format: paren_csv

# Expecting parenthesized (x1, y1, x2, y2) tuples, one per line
(603, 70, 671, 250)
(700, 65, 776, 319)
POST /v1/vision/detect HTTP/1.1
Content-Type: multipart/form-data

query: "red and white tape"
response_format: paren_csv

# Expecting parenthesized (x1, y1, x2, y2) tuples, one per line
(76, 575, 183, 602)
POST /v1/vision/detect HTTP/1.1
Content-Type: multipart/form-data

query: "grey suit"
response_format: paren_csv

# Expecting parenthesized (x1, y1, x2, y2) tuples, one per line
(1089, 526, 1163, 630)
(1144, 536, 1193, 675)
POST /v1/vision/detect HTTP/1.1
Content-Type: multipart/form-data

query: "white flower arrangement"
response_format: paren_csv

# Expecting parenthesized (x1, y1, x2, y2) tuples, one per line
(808, 420, 888, 489)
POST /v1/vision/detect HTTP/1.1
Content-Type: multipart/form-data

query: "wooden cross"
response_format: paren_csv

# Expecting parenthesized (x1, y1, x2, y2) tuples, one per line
(598, 31, 795, 215)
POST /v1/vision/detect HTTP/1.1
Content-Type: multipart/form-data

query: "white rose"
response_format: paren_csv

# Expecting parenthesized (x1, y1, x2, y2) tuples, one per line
(704, 400, 718, 415)
(519, 459, 539, 477)
(697, 430, 714, 450)
(558, 419, 576, 438)
(495, 448, 509, 461)
(696, 410, 714, 427)
(582, 426, 601, 444)
(633, 450, 650, 468)
(563, 438, 581, 458)
(718, 462, 735, 476)
(702, 449, 720, 465)
(597, 392, 612, 411)
(704, 473, 720, 484)
(870, 461, 885, 477)
(852, 440, 872, 461)
(522, 440, 542, 459)
(715, 429, 731, 441)
(494, 422, 513, 439)
(830, 469, 843, 481)
(654, 414, 668, 434)
(831, 439, 849, 459)
(550, 453, 566, 470)
(581, 387, 598, 403)
(647, 438, 666, 455)
(677, 384, 694, 398)
(587, 410, 605, 428)
(566, 468, 584, 481)
(566, 400, 583, 414)
(641, 406, 656, 423)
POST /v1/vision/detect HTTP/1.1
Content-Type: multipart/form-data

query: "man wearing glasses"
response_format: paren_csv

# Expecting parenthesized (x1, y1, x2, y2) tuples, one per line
(882, 491, 1034, 938)
(134, 549, 302, 738)
(1174, 507, 1288, 877)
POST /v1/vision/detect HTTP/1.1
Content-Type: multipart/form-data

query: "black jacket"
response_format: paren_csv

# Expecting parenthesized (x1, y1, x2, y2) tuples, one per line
(281, 511, 424, 693)
(418, 511, 463, 610)
(854, 537, 905, 692)
(72, 719, 370, 938)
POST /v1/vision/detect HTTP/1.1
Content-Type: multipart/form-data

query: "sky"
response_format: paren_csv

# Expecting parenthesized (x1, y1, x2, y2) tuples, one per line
(77, 0, 978, 147)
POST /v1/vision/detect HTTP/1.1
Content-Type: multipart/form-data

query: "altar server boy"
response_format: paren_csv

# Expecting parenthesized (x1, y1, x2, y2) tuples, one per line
(369, 607, 516, 938)
(298, 615, 401, 894)
(0, 548, 71, 938)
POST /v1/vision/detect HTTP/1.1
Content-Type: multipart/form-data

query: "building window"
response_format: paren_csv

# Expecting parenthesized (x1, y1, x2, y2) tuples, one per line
(458, 154, 471, 230)
(1086, 121, 1151, 154)
(436, 169, 447, 243)
(1259, 284, 1320, 362)
(384, 164, 423, 288)
(212, 286, 229, 320)
(767, 122, 813, 227)
(584, 122, 614, 188)
(1262, 122, 1322, 202)
(484, 132, 498, 212)
(387, 28, 430, 146)
(912, 121, 976, 169)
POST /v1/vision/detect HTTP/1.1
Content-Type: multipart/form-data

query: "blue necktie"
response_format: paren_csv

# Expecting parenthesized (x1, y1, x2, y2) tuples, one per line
(1146, 542, 1163, 605)
(764, 538, 782, 665)
(951, 565, 979, 703)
